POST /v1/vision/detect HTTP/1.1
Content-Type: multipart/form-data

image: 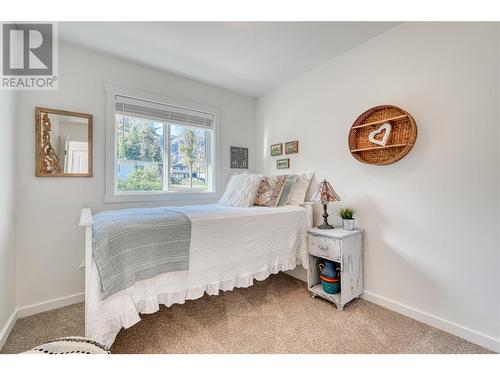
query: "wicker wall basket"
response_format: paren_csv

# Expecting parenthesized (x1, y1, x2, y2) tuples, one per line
(348, 105, 417, 165)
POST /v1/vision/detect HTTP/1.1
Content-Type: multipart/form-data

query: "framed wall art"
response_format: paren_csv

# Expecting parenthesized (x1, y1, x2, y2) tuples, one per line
(284, 140, 299, 154)
(276, 158, 290, 169)
(230, 146, 249, 169)
(270, 143, 283, 156)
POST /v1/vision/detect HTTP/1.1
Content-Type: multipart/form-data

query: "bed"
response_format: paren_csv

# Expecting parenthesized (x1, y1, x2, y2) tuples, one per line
(79, 203, 313, 347)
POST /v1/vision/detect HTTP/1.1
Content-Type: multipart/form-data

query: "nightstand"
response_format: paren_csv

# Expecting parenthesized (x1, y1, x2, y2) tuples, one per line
(307, 227, 363, 310)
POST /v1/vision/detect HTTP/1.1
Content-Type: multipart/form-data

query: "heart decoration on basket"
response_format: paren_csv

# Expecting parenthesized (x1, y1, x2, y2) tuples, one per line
(368, 122, 392, 146)
(348, 104, 417, 165)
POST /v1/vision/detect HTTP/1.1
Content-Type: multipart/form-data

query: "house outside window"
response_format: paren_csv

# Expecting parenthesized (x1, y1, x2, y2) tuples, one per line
(105, 85, 219, 203)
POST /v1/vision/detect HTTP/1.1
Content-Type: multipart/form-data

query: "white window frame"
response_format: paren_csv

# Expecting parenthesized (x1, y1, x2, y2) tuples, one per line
(104, 84, 221, 203)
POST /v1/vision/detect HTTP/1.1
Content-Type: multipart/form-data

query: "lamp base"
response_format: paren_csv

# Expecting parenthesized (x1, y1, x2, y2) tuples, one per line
(318, 203, 335, 230)
(317, 223, 335, 230)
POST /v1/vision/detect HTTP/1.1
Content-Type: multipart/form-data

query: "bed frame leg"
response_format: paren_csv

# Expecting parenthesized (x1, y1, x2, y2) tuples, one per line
(79, 208, 93, 338)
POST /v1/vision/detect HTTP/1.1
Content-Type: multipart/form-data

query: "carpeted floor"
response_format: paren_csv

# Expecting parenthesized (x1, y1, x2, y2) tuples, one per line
(1, 273, 492, 354)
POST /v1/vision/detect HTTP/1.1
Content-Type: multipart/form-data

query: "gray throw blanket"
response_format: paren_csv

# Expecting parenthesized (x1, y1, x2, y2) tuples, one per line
(92, 207, 191, 298)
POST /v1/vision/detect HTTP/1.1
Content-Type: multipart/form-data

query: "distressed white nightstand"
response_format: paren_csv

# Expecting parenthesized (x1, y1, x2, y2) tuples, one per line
(307, 227, 363, 310)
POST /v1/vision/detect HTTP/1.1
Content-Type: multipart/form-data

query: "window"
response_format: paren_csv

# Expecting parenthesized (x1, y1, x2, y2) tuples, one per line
(105, 86, 219, 202)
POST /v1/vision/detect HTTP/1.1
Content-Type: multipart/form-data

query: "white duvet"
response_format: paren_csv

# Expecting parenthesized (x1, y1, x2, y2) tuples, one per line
(87, 204, 312, 347)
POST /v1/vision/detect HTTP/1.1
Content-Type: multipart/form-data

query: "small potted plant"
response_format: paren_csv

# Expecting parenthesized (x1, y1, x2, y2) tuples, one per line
(339, 208, 356, 231)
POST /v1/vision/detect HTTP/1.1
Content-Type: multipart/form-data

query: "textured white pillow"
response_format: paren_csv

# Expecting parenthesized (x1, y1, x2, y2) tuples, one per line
(218, 173, 262, 207)
(287, 171, 314, 205)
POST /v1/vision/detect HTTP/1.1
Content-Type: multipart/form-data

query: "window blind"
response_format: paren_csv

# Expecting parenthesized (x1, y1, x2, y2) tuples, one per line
(115, 95, 215, 129)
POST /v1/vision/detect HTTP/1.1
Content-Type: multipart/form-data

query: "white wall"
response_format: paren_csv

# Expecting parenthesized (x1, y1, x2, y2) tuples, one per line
(15, 42, 256, 308)
(0, 90, 17, 337)
(9, 23, 500, 352)
(256, 23, 500, 347)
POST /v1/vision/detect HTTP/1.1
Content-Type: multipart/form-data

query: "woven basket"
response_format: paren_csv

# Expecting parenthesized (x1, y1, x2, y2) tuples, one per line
(23, 336, 110, 354)
(348, 105, 417, 165)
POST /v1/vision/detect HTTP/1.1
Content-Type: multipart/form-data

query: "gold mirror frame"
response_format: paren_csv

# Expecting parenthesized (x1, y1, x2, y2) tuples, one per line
(35, 107, 93, 177)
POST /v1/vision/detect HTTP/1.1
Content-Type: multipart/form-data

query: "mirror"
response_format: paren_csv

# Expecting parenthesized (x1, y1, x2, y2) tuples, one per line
(35, 107, 93, 177)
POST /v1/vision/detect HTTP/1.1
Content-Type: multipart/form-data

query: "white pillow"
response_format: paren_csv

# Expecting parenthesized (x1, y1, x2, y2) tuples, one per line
(218, 173, 262, 207)
(287, 171, 314, 205)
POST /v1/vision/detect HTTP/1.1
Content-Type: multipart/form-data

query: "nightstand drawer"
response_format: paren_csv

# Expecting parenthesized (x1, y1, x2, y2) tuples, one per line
(308, 234, 341, 261)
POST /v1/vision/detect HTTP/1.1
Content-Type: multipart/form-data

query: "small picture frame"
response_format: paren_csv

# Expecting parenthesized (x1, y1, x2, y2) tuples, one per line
(230, 146, 249, 169)
(276, 158, 290, 169)
(285, 140, 299, 154)
(270, 143, 283, 157)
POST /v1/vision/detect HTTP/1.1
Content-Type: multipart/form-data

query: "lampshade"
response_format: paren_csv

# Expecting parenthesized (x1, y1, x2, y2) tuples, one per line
(311, 180, 341, 203)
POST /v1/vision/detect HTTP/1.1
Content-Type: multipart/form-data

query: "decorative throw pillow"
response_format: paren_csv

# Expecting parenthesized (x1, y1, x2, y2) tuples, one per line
(287, 171, 314, 205)
(254, 175, 288, 207)
(277, 175, 298, 206)
(218, 173, 262, 207)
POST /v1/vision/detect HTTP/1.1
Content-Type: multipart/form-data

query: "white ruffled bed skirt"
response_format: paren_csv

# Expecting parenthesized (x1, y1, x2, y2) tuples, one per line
(89, 257, 301, 347)
(86, 204, 311, 347)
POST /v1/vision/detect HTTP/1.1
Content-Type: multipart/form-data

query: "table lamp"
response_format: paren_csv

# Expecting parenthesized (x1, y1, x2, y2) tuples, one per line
(311, 179, 340, 229)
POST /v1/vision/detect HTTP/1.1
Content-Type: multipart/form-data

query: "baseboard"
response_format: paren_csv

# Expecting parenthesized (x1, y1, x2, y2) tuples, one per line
(0, 310, 18, 351)
(16, 292, 85, 319)
(362, 290, 500, 353)
(286, 268, 499, 352)
(0, 293, 84, 351)
(4, 287, 499, 353)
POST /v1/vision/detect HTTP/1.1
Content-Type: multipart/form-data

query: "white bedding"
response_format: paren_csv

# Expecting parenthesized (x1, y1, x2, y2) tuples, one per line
(87, 204, 312, 347)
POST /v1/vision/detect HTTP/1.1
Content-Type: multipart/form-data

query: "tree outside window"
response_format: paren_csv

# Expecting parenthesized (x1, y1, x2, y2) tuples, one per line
(116, 115, 209, 192)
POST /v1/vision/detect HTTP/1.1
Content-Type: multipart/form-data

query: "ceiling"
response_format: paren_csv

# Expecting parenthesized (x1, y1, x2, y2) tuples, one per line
(59, 22, 398, 97)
